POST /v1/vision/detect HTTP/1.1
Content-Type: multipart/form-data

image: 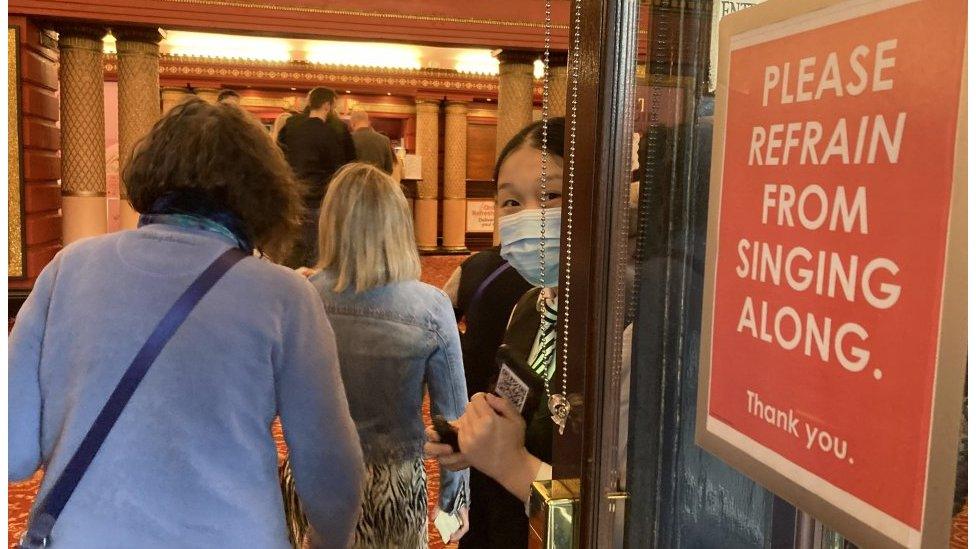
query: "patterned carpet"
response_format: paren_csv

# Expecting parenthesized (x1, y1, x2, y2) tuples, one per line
(7, 255, 466, 549)
(7, 255, 970, 548)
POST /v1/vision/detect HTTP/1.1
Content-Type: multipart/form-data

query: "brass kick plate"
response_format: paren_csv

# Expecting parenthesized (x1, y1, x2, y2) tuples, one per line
(528, 478, 580, 549)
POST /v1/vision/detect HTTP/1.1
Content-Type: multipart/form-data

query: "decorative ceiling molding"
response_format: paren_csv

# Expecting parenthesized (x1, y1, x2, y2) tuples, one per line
(104, 53, 508, 96)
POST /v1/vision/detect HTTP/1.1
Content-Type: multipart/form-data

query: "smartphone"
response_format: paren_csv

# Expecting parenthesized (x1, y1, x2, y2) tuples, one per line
(489, 344, 544, 423)
(431, 414, 460, 452)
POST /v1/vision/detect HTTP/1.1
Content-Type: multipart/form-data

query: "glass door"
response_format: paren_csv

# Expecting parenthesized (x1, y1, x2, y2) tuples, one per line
(550, 0, 798, 546)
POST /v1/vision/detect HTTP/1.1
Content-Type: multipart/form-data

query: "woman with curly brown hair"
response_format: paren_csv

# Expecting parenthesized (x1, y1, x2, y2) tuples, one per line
(8, 98, 364, 548)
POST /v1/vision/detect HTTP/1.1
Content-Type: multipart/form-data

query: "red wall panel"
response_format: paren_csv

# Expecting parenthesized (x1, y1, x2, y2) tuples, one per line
(10, 16, 61, 289)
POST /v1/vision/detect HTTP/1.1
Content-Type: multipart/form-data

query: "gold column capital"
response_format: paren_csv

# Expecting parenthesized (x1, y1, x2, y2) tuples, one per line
(415, 98, 441, 113)
(497, 49, 540, 67)
(54, 24, 107, 47)
(116, 39, 160, 57)
(445, 100, 469, 115)
(57, 34, 104, 53)
(112, 26, 163, 46)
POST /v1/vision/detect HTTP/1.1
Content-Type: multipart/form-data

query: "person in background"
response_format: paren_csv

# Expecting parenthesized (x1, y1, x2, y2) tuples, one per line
(305, 163, 470, 547)
(271, 98, 304, 144)
(217, 89, 241, 105)
(349, 109, 394, 174)
(8, 98, 364, 548)
(277, 87, 357, 267)
(271, 112, 294, 144)
(442, 244, 532, 400)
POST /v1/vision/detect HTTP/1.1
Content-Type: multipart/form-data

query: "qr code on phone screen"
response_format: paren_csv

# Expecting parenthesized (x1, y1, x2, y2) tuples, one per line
(495, 365, 529, 413)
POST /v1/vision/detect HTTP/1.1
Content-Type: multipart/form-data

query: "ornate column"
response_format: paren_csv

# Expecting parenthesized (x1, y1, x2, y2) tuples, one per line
(57, 26, 107, 244)
(549, 52, 569, 117)
(161, 87, 192, 114)
(116, 27, 162, 230)
(195, 87, 220, 104)
(495, 50, 537, 156)
(414, 99, 440, 252)
(442, 101, 469, 252)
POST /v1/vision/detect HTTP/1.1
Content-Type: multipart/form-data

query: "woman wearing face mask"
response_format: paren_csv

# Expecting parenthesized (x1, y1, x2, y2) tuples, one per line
(428, 118, 564, 549)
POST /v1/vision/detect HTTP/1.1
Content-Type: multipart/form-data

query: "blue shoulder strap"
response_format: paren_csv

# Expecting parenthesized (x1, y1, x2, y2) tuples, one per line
(19, 247, 248, 549)
(459, 262, 512, 324)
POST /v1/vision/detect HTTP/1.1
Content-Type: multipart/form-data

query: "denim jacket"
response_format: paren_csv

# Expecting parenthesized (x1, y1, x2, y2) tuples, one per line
(310, 272, 470, 512)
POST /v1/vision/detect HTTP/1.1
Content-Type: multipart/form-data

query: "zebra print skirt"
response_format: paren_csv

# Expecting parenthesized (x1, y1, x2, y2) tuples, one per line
(280, 457, 428, 549)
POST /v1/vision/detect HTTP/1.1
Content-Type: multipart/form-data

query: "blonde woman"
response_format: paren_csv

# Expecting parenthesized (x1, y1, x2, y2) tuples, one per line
(305, 163, 469, 547)
(270, 111, 293, 143)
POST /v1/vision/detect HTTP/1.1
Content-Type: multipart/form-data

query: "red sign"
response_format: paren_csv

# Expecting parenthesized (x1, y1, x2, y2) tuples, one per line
(697, 0, 966, 547)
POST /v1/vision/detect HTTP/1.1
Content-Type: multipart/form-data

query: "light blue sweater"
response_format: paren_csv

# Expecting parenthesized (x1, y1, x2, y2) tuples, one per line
(9, 224, 364, 548)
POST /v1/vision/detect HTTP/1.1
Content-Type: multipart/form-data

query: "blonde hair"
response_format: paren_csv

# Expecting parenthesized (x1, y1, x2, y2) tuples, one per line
(317, 163, 421, 293)
(270, 112, 292, 142)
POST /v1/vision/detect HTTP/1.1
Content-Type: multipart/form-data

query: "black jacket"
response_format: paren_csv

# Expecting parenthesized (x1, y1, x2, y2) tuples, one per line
(277, 113, 356, 208)
(461, 287, 552, 549)
(455, 248, 533, 398)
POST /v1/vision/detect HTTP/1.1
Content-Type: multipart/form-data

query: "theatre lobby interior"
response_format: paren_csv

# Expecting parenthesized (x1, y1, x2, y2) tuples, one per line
(4, 0, 970, 548)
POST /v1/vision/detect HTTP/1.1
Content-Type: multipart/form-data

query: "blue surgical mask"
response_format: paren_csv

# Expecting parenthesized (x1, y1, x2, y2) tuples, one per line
(499, 208, 561, 287)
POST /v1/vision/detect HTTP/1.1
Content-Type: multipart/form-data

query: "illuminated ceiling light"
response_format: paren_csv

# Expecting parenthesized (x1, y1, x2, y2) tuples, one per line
(102, 33, 117, 54)
(290, 87, 296, 91)
(346, 90, 352, 94)
(387, 92, 392, 95)
(486, 98, 492, 102)
(306, 41, 422, 70)
(533, 59, 545, 79)
(163, 30, 290, 62)
(454, 50, 498, 75)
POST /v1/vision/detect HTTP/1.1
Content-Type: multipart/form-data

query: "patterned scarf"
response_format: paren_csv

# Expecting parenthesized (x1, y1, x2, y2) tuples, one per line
(137, 192, 254, 254)
(529, 295, 558, 380)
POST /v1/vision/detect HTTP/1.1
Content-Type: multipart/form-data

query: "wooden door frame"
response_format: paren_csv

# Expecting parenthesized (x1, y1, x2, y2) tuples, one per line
(551, 0, 636, 547)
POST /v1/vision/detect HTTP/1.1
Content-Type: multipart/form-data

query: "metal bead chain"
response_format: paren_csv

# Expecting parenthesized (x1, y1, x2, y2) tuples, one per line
(540, 0, 552, 398)
(558, 0, 582, 402)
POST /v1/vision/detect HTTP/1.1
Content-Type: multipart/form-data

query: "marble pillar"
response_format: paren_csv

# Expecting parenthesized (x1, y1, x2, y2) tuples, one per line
(442, 101, 469, 252)
(495, 50, 537, 157)
(414, 99, 440, 252)
(57, 26, 107, 244)
(116, 28, 162, 230)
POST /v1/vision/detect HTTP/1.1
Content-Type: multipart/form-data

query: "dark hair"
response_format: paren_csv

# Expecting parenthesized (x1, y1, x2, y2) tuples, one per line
(123, 98, 304, 260)
(216, 89, 240, 102)
(307, 87, 337, 110)
(492, 117, 565, 183)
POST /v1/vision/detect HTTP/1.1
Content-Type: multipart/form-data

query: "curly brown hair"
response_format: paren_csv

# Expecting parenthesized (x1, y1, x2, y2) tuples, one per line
(123, 98, 303, 260)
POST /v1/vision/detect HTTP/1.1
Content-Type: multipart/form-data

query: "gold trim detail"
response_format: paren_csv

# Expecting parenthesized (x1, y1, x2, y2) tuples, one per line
(105, 54, 504, 94)
(160, 0, 571, 30)
(9, 27, 24, 277)
(61, 191, 108, 198)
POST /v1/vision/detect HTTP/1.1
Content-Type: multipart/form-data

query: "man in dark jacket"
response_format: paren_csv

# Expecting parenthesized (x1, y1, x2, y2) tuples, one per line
(349, 109, 394, 174)
(277, 87, 356, 267)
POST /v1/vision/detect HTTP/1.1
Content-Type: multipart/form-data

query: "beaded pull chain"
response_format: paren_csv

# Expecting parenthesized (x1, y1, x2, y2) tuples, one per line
(538, 0, 577, 436)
